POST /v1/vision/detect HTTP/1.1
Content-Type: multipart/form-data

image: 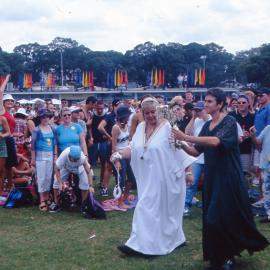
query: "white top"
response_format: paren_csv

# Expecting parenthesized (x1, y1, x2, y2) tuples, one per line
(56, 147, 86, 174)
(193, 117, 211, 164)
(116, 126, 130, 150)
(125, 120, 196, 255)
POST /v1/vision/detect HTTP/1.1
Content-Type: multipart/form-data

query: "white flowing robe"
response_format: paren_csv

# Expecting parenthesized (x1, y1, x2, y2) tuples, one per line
(126, 121, 196, 255)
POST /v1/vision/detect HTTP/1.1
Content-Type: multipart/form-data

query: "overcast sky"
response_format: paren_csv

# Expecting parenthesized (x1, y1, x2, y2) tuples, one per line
(0, 0, 269, 54)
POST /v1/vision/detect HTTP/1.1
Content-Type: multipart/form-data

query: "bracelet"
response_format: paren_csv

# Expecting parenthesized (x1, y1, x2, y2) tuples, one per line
(185, 172, 192, 176)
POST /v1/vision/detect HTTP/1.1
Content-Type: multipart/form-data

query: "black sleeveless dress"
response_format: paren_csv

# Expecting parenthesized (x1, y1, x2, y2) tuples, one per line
(194, 115, 269, 265)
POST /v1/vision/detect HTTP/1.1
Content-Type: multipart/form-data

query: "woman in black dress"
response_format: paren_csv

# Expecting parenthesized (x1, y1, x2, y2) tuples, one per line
(172, 88, 268, 270)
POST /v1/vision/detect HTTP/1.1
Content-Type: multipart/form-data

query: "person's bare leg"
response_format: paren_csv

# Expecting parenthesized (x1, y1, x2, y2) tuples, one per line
(81, 190, 89, 202)
(103, 162, 112, 189)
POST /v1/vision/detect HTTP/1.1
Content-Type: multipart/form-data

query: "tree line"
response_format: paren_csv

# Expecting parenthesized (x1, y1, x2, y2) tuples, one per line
(0, 37, 269, 88)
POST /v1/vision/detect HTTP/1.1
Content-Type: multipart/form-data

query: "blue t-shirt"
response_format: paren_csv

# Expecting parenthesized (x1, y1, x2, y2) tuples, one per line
(254, 103, 270, 136)
(258, 125, 270, 170)
(35, 131, 54, 152)
(56, 123, 83, 152)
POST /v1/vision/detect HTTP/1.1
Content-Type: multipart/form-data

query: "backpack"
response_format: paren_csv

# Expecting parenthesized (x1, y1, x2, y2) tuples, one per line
(3, 187, 33, 208)
(81, 192, 106, 219)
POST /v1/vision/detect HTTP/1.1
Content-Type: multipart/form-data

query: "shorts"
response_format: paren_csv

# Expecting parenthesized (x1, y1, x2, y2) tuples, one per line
(89, 142, 111, 166)
(53, 167, 89, 191)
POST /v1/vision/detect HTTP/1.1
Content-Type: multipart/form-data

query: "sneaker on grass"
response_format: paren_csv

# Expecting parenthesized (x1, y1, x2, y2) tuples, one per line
(100, 187, 109, 197)
(48, 202, 61, 213)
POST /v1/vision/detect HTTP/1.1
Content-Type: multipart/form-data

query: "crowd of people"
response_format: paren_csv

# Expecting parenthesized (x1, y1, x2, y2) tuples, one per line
(0, 74, 270, 269)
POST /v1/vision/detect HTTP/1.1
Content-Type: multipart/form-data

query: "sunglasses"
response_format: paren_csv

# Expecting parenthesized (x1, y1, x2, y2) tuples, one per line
(257, 94, 265, 97)
(4, 99, 14, 102)
(63, 114, 71, 117)
(238, 102, 247, 105)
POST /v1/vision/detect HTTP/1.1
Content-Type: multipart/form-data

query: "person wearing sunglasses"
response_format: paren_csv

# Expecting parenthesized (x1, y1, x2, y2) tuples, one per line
(55, 107, 88, 157)
(229, 95, 254, 183)
(1, 75, 18, 191)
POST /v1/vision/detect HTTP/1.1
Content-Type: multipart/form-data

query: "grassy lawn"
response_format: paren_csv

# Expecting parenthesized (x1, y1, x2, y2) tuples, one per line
(0, 181, 270, 270)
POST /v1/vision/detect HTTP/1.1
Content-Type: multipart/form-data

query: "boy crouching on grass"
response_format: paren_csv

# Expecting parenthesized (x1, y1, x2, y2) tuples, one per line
(251, 125, 270, 223)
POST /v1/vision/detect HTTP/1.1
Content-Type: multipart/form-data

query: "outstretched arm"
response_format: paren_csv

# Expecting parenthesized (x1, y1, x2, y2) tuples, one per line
(0, 74, 10, 113)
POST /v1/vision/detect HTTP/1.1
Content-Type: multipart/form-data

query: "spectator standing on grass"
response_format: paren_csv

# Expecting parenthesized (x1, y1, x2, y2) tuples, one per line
(88, 100, 107, 189)
(253, 88, 270, 206)
(229, 95, 254, 185)
(55, 107, 87, 156)
(251, 124, 270, 223)
(112, 105, 136, 207)
(0, 77, 10, 195)
(31, 109, 57, 212)
(184, 101, 211, 216)
(98, 99, 120, 196)
(1, 75, 18, 191)
(172, 88, 269, 270)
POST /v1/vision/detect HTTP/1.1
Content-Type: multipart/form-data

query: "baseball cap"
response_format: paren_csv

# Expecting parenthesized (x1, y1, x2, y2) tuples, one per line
(194, 101, 204, 110)
(70, 106, 81, 113)
(257, 87, 270, 95)
(69, 146, 81, 159)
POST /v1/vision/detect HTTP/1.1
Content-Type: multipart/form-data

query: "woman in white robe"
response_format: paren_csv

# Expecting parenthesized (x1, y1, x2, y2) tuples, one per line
(112, 97, 196, 256)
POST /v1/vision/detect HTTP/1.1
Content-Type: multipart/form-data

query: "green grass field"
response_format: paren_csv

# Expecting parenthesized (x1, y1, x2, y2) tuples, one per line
(0, 183, 270, 270)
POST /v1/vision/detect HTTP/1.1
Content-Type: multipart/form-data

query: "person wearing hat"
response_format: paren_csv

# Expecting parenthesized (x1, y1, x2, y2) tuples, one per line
(50, 145, 94, 212)
(228, 95, 255, 182)
(14, 108, 29, 155)
(98, 99, 121, 196)
(183, 101, 211, 216)
(252, 87, 270, 207)
(31, 108, 57, 211)
(70, 106, 87, 134)
(112, 105, 136, 207)
(0, 75, 18, 191)
(0, 79, 10, 195)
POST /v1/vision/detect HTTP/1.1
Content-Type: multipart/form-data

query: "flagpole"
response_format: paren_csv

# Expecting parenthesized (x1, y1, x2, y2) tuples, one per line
(200, 55, 207, 87)
(60, 49, 64, 87)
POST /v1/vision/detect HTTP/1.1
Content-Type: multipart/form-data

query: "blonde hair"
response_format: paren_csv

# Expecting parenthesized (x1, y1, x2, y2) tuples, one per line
(141, 97, 159, 111)
(171, 96, 183, 106)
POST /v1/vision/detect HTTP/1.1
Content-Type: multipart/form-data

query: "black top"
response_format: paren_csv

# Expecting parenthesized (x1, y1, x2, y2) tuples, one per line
(229, 111, 255, 154)
(104, 111, 116, 136)
(175, 115, 191, 132)
(91, 113, 107, 143)
(194, 115, 268, 265)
